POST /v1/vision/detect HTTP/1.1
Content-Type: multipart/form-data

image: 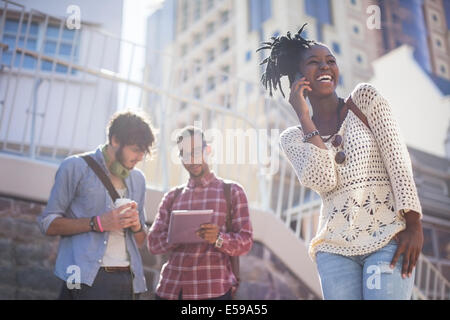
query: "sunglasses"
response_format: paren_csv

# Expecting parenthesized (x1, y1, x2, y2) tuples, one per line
(331, 134, 346, 164)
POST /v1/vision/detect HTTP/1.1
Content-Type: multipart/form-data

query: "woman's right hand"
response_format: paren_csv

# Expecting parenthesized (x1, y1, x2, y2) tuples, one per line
(289, 77, 312, 118)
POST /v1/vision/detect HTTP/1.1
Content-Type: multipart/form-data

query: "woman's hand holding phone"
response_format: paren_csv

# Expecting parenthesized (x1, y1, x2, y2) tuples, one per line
(289, 72, 312, 119)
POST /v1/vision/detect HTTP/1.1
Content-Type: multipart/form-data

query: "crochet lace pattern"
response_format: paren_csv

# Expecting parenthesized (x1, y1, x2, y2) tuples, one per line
(280, 83, 422, 261)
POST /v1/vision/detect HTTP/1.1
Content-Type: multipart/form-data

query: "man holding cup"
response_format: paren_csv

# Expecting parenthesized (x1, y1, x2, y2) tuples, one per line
(38, 111, 155, 300)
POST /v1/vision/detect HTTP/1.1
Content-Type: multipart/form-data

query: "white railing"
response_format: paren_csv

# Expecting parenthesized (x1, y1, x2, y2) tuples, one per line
(0, 0, 448, 300)
(414, 254, 450, 300)
(0, 0, 122, 159)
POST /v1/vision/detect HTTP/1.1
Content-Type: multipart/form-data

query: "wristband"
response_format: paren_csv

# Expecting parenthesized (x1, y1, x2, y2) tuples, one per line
(89, 216, 96, 232)
(96, 216, 104, 233)
(215, 233, 224, 248)
(302, 130, 320, 142)
(132, 224, 144, 234)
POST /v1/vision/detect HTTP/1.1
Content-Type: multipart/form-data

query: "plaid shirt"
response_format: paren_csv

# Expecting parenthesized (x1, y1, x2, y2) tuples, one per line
(148, 171, 253, 300)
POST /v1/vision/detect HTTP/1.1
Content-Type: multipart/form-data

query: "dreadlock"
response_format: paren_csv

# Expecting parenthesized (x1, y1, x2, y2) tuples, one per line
(257, 23, 317, 97)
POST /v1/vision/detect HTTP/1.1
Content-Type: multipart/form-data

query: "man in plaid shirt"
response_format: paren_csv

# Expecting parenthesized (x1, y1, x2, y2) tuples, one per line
(148, 126, 253, 300)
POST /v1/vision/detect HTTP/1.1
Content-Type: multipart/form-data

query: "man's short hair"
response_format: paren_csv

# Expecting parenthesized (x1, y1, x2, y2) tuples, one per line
(176, 126, 206, 153)
(107, 110, 155, 153)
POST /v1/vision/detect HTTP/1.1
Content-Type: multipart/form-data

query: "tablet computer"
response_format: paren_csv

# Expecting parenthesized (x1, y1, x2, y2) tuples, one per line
(167, 209, 213, 244)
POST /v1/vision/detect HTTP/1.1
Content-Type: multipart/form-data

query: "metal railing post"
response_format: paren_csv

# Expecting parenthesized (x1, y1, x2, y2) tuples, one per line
(29, 77, 42, 158)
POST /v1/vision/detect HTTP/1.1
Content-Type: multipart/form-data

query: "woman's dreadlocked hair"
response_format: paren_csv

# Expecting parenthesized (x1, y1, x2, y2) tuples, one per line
(257, 23, 317, 97)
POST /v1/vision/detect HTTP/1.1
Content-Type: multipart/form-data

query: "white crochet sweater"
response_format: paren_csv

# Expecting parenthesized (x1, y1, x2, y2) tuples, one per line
(280, 83, 422, 261)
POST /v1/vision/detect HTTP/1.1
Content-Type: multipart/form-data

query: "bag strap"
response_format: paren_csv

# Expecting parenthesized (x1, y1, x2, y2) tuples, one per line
(222, 180, 240, 291)
(82, 155, 120, 202)
(297, 96, 371, 134)
(223, 181, 232, 232)
(344, 96, 371, 132)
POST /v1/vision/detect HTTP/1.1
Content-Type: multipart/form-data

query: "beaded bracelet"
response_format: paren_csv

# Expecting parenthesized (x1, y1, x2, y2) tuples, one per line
(302, 130, 320, 143)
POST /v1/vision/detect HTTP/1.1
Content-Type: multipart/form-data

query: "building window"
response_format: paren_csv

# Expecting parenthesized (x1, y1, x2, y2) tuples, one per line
(440, 65, 446, 74)
(350, 0, 357, 5)
(300, 28, 308, 39)
(181, 44, 188, 56)
(420, 222, 450, 281)
(222, 94, 231, 108)
(221, 10, 229, 25)
(181, 1, 189, 30)
(207, 49, 215, 63)
(245, 50, 252, 62)
(246, 82, 253, 93)
(421, 177, 447, 194)
(338, 75, 344, 86)
(436, 39, 442, 47)
(41, 23, 79, 74)
(249, 0, 272, 32)
(206, 22, 215, 36)
(2, 18, 38, 69)
(2, 19, 79, 74)
(353, 25, 359, 34)
(305, 0, 333, 25)
(194, 0, 202, 21)
(436, 228, 450, 260)
(354, 51, 367, 67)
(422, 227, 435, 256)
(194, 86, 201, 99)
(392, 13, 399, 24)
(194, 59, 202, 73)
(207, 0, 215, 11)
(207, 76, 215, 91)
(221, 65, 230, 82)
(356, 54, 363, 63)
(182, 69, 188, 82)
(193, 113, 201, 121)
(332, 42, 341, 55)
(221, 37, 230, 53)
(193, 33, 202, 46)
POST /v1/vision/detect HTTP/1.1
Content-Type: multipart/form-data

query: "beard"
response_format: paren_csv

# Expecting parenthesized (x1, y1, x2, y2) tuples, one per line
(115, 145, 133, 170)
(190, 165, 204, 177)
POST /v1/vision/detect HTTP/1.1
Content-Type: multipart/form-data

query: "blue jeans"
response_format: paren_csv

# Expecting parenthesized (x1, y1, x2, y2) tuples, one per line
(316, 240, 415, 300)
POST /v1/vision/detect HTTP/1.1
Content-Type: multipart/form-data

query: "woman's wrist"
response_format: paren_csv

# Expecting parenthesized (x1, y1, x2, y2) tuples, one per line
(296, 109, 310, 121)
(404, 210, 421, 227)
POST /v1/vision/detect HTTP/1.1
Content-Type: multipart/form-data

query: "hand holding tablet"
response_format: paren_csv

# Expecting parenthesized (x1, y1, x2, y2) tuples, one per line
(167, 209, 213, 244)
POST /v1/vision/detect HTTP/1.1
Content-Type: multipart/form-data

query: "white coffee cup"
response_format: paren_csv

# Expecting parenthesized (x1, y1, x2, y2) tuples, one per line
(114, 198, 134, 215)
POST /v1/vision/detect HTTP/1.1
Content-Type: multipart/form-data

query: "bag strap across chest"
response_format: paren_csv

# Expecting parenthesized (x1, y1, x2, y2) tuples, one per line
(82, 155, 120, 202)
(344, 96, 371, 132)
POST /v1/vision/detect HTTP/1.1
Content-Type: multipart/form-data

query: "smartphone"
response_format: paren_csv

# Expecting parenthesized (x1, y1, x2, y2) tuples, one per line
(294, 72, 309, 97)
(294, 72, 304, 82)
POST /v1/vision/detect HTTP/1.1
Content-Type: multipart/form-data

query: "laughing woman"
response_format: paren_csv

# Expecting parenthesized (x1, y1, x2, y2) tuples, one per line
(258, 25, 423, 300)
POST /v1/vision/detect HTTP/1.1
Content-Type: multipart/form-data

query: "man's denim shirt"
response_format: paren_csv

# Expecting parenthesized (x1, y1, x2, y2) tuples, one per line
(37, 146, 148, 293)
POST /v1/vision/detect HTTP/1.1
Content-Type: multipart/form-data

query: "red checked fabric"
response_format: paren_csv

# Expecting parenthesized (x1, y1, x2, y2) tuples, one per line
(148, 171, 253, 300)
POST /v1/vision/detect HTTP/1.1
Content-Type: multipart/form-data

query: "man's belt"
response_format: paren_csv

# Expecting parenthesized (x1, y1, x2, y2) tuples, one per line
(101, 266, 131, 273)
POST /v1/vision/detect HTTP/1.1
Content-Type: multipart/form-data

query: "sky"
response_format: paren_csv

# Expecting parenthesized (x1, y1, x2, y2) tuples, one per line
(122, 0, 164, 46)
(119, 0, 165, 109)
